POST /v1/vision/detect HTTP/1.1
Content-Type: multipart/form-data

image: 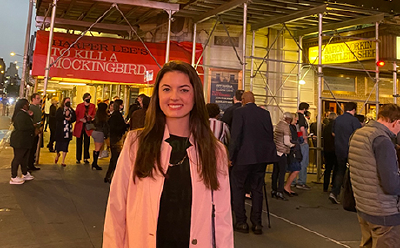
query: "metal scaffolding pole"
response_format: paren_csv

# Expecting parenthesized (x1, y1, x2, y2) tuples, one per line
(375, 22, 380, 115)
(297, 36, 303, 108)
(250, 31, 255, 91)
(394, 61, 398, 104)
(165, 10, 172, 64)
(191, 23, 197, 67)
(124, 85, 129, 118)
(43, 0, 57, 97)
(242, 2, 247, 90)
(20, 0, 34, 98)
(316, 13, 323, 183)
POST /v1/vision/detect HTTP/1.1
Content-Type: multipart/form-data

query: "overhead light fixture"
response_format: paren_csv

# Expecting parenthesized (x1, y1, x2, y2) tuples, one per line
(299, 80, 306, 85)
(59, 82, 86, 86)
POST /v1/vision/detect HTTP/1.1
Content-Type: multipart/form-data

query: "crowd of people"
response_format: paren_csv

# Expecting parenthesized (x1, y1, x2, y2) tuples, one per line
(8, 60, 400, 247)
(9, 91, 151, 185)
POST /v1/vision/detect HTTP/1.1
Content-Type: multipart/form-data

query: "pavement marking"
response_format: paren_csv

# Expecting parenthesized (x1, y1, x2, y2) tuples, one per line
(245, 202, 351, 248)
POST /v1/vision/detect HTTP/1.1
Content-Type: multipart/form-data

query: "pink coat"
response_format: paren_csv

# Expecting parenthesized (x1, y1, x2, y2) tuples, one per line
(103, 127, 233, 248)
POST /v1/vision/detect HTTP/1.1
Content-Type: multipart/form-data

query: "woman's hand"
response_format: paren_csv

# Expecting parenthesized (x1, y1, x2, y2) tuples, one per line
(80, 118, 87, 123)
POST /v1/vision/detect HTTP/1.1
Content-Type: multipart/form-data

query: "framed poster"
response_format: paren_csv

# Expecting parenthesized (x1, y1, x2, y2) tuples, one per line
(209, 69, 240, 112)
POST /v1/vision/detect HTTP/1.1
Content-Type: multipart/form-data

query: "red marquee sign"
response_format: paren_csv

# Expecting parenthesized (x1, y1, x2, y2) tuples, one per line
(32, 30, 203, 84)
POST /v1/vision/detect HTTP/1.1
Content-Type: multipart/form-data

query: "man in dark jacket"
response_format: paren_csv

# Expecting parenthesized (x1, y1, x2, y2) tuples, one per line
(221, 90, 244, 129)
(229, 91, 278, 235)
(322, 112, 337, 192)
(349, 104, 400, 247)
(329, 102, 361, 204)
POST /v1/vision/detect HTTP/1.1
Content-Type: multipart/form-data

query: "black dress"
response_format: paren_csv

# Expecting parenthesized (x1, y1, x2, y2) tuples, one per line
(157, 135, 192, 248)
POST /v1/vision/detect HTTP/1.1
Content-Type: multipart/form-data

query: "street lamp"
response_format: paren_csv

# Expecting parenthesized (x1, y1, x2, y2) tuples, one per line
(10, 52, 23, 58)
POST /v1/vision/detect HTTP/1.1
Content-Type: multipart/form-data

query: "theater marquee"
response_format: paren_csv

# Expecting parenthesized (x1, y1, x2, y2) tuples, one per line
(32, 31, 202, 84)
(309, 40, 376, 64)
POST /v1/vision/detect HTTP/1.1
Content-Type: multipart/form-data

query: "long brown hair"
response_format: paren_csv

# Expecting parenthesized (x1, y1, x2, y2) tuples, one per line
(60, 97, 70, 109)
(133, 61, 221, 190)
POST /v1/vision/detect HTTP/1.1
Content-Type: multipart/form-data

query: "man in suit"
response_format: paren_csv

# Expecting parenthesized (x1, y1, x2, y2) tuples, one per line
(221, 89, 244, 129)
(229, 91, 278, 235)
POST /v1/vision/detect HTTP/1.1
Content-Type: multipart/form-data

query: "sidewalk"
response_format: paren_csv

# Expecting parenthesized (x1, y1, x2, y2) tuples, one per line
(0, 131, 362, 248)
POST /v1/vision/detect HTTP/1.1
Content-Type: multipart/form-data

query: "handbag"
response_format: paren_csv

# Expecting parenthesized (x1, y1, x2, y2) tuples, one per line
(85, 122, 95, 131)
(342, 165, 357, 212)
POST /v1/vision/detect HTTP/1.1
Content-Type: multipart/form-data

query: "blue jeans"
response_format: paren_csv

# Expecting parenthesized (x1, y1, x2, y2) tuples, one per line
(297, 143, 309, 185)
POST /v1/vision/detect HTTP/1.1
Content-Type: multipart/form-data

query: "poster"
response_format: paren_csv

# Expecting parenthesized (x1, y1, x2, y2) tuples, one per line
(210, 70, 239, 112)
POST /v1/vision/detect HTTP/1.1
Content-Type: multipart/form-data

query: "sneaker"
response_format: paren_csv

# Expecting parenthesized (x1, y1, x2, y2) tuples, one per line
(22, 172, 34, 181)
(329, 193, 340, 204)
(10, 177, 25, 185)
(296, 184, 311, 190)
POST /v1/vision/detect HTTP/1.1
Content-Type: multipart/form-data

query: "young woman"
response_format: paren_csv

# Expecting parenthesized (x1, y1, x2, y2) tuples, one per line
(284, 113, 301, 196)
(9, 99, 35, 184)
(91, 102, 109, 170)
(55, 97, 76, 167)
(103, 61, 233, 247)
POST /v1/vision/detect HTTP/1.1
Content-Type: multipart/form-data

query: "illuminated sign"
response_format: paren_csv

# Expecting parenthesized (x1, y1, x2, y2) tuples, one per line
(396, 37, 400, 60)
(309, 40, 376, 64)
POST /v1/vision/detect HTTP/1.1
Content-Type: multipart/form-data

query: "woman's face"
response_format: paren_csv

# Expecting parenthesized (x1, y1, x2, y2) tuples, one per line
(158, 71, 194, 123)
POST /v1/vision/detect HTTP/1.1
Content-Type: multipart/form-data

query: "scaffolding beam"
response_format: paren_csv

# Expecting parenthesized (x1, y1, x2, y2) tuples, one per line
(192, 0, 249, 24)
(251, 4, 327, 31)
(296, 13, 385, 37)
(94, 0, 179, 11)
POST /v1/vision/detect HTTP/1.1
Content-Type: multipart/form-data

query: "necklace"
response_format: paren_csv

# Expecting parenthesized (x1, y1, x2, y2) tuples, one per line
(169, 153, 188, 166)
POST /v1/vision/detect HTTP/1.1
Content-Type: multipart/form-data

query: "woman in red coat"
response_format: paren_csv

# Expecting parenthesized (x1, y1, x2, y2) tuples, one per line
(73, 93, 96, 164)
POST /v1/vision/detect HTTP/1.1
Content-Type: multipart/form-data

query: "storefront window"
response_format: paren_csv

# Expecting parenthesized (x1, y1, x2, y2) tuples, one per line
(323, 75, 356, 93)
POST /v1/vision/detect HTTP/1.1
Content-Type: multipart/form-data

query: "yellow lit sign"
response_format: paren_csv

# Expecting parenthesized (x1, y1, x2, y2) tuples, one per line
(396, 37, 400, 60)
(309, 40, 376, 64)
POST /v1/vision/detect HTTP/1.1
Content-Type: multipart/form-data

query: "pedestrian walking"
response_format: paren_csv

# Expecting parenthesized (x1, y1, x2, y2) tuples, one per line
(323, 112, 337, 192)
(73, 93, 95, 164)
(229, 91, 278, 235)
(46, 98, 57, 152)
(206, 103, 230, 146)
(349, 104, 400, 247)
(284, 113, 302, 196)
(9, 99, 35, 184)
(272, 112, 295, 201)
(104, 99, 127, 183)
(129, 94, 150, 130)
(44, 95, 51, 132)
(27, 93, 42, 171)
(221, 89, 244, 129)
(91, 102, 109, 170)
(54, 97, 76, 167)
(293, 102, 310, 190)
(329, 102, 361, 204)
(103, 61, 233, 247)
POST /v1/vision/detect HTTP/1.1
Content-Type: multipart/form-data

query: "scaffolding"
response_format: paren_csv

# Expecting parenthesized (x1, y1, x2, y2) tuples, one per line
(189, 2, 390, 183)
